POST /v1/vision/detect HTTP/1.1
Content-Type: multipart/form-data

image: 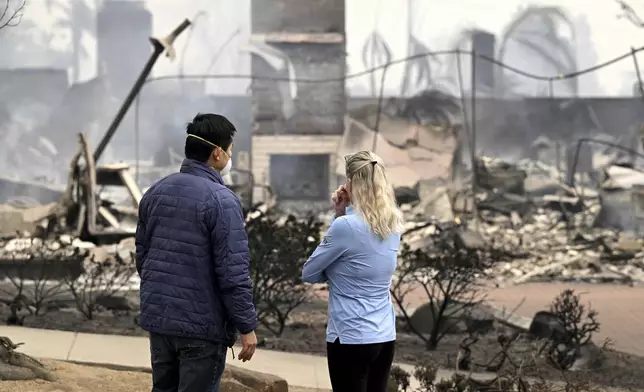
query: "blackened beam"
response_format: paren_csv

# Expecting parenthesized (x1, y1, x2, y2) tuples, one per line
(93, 18, 192, 162)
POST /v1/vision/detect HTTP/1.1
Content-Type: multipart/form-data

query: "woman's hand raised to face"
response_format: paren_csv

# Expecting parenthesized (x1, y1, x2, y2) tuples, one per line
(331, 185, 350, 217)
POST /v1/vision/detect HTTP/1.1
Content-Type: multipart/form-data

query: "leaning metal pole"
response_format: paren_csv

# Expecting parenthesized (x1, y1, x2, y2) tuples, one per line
(631, 47, 644, 100)
(93, 18, 192, 162)
(630, 47, 644, 151)
(548, 79, 561, 182)
(470, 50, 479, 230)
(371, 64, 389, 152)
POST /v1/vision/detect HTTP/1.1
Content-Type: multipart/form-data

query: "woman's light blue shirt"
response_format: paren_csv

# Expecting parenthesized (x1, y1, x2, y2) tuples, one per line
(302, 206, 400, 344)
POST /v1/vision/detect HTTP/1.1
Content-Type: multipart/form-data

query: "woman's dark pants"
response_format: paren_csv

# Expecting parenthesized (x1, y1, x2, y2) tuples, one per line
(326, 338, 396, 392)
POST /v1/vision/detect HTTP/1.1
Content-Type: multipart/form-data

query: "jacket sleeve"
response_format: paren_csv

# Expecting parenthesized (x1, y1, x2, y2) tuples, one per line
(210, 191, 258, 335)
(302, 217, 352, 283)
(135, 198, 147, 276)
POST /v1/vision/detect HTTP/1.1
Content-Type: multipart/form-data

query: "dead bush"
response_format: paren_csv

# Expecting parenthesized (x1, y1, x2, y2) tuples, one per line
(387, 332, 607, 392)
(540, 289, 601, 370)
(388, 288, 608, 392)
(64, 251, 136, 320)
(0, 238, 83, 317)
(245, 208, 323, 336)
(387, 362, 604, 392)
(550, 289, 600, 346)
(391, 224, 500, 350)
(388, 365, 411, 392)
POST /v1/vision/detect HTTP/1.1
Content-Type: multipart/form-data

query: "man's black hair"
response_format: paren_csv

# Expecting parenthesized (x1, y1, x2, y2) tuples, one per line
(184, 113, 237, 163)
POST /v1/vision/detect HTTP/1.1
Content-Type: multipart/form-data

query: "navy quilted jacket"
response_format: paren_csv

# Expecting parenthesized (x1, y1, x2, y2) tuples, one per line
(135, 159, 258, 345)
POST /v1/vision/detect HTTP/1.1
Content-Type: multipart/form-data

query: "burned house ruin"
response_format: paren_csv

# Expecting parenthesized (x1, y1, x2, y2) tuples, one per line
(249, 0, 346, 204)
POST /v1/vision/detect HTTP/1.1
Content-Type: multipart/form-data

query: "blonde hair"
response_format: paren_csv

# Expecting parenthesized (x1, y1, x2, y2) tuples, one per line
(344, 151, 404, 239)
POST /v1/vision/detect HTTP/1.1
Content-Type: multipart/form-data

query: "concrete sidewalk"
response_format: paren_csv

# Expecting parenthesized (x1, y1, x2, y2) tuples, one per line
(0, 326, 449, 390)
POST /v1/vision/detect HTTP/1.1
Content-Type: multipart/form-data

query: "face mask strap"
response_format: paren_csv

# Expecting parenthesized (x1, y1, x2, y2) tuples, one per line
(187, 134, 230, 158)
(187, 134, 215, 147)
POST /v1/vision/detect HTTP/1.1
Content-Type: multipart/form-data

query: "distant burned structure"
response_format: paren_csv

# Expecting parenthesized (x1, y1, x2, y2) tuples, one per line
(0, 69, 69, 183)
(249, 0, 346, 203)
(97, 0, 152, 99)
(349, 96, 644, 165)
(22, 1, 154, 166)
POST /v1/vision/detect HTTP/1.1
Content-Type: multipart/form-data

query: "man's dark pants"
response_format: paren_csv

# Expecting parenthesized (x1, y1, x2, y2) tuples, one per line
(150, 332, 227, 392)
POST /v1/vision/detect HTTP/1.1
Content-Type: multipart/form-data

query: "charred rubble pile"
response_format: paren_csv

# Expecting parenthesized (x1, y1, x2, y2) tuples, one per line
(1, 144, 644, 287)
(395, 156, 644, 285)
(0, 130, 160, 283)
(0, 234, 137, 287)
(0, 201, 283, 287)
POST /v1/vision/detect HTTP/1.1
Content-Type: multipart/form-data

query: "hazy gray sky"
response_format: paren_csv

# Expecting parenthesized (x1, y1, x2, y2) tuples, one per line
(4, 0, 644, 96)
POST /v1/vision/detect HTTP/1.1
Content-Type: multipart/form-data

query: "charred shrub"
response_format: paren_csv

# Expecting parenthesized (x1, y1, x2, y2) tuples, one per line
(539, 289, 602, 370)
(245, 209, 323, 336)
(387, 363, 472, 392)
(387, 356, 602, 392)
(387, 291, 607, 391)
(391, 224, 499, 350)
(0, 237, 83, 318)
(387, 365, 411, 392)
(65, 250, 136, 320)
(550, 289, 600, 347)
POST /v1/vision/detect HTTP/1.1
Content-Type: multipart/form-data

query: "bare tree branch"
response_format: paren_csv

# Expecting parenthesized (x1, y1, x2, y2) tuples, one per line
(615, 0, 644, 27)
(0, 0, 25, 30)
(391, 223, 501, 350)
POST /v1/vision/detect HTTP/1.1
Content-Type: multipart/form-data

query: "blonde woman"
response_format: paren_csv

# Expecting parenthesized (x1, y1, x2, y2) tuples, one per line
(302, 151, 404, 392)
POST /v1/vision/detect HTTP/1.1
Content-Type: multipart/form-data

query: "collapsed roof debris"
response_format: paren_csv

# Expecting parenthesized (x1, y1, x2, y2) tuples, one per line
(2, 122, 644, 286)
(0, 235, 136, 282)
(0, 153, 643, 287)
(397, 154, 644, 286)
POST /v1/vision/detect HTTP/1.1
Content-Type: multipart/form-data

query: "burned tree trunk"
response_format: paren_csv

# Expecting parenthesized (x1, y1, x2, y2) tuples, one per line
(0, 336, 54, 381)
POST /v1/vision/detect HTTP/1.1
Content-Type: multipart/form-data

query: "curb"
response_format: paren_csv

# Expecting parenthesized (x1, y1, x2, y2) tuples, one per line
(487, 303, 533, 331)
(60, 359, 152, 374)
(396, 302, 534, 332)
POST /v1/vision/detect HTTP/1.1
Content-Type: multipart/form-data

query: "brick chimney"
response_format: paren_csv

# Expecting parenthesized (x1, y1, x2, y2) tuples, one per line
(249, 0, 347, 204)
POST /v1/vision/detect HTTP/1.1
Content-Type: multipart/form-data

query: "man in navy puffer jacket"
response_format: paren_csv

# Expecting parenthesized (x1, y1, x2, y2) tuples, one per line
(135, 113, 258, 392)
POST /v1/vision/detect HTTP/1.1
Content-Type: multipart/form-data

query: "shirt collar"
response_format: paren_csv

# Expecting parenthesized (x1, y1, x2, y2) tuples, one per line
(346, 205, 356, 215)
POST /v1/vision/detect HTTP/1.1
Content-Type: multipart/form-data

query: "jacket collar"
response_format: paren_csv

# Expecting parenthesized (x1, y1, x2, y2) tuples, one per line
(180, 159, 224, 185)
(346, 205, 356, 215)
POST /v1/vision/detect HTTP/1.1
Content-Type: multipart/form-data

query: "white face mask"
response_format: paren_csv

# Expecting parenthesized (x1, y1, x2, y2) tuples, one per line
(185, 134, 233, 176)
(219, 158, 232, 176)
